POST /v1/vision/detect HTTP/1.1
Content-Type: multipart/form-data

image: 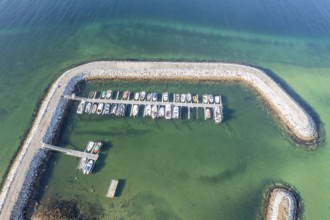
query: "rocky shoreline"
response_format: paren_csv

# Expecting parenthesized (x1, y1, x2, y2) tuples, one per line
(0, 61, 317, 219)
(263, 186, 300, 220)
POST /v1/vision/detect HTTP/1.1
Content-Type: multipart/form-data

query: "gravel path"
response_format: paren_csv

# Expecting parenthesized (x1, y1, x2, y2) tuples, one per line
(0, 61, 317, 219)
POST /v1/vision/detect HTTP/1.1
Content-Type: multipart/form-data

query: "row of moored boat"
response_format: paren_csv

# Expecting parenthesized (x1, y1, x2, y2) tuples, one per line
(76, 90, 223, 123)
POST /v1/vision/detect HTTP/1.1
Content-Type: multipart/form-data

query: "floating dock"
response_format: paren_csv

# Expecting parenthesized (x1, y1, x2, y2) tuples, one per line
(42, 143, 99, 160)
(106, 179, 119, 198)
(65, 90, 224, 122)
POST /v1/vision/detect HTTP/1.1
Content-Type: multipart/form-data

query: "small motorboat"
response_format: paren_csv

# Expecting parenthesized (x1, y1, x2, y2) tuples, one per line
(180, 94, 186, 103)
(140, 91, 146, 101)
(192, 95, 198, 103)
(102, 103, 110, 115)
(152, 92, 158, 102)
(77, 100, 85, 114)
(82, 160, 94, 175)
(84, 102, 91, 114)
(208, 94, 214, 104)
(101, 91, 106, 99)
(110, 104, 117, 115)
(203, 95, 208, 104)
(91, 103, 98, 114)
(186, 93, 192, 103)
(165, 104, 172, 119)
(175, 93, 180, 102)
(214, 106, 222, 123)
(97, 103, 104, 115)
(86, 141, 95, 152)
(106, 90, 112, 99)
(158, 106, 165, 118)
(134, 92, 140, 101)
(172, 106, 179, 119)
(132, 105, 139, 117)
(122, 91, 129, 100)
(146, 92, 152, 101)
(151, 105, 158, 119)
(162, 92, 169, 102)
(205, 108, 211, 120)
(215, 95, 221, 104)
(145, 104, 152, 116)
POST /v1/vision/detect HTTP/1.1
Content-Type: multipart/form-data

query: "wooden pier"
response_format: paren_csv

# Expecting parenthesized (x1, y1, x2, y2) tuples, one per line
(42, 143, 99, 160)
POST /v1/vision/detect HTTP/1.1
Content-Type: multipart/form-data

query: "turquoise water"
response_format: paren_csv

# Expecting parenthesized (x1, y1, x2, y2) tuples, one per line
(1, 0, 330, 219)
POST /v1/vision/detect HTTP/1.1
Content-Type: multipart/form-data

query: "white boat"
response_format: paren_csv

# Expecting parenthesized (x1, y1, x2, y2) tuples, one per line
(186, 93, 192, 103)
(175, 93, 180, 102)
(102, 103, 110, 115)
(151, 105, 158, 119)
(97, 103, 104, 115)
(208, 94, 214, 103)
(203, 95, 208, 104)
(205, 108, 211, 120)
(145, 104, 151, 116)
(180, 94, 186, 103)
(110, 104, 117, 115)
(172, 106, 179, 119)
(78, 157, 88, 170)
(85, 102, 91, 114)
(91, 103, 98, 114)
(165, 104, 172, 119)
(82, 160, 94, 175)
(116, 104, 126, 116)
(140, 91, 146, 101)
(162, 92, 168, 102)
(214, 106, 222, 123)
(101, 91, 106, 99)
(158, 106, 165, 118)
(146, 92, 152, 101)
(106, 90, 112, 99)
(132, 105, 139, 117)
(152, 92, 158, 102)
(215, 95, 221, 104)
(134, 92, 140, 101)
(86, 141, 95, 152)
(77, 101, 85, 114)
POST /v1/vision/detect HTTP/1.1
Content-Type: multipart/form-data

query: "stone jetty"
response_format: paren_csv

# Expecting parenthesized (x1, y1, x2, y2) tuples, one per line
(0, 61, 317, 219)
(263, 187, 299, 220)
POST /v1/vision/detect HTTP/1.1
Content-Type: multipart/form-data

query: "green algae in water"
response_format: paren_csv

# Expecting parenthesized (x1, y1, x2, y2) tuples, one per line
(35, 80, 307, 220)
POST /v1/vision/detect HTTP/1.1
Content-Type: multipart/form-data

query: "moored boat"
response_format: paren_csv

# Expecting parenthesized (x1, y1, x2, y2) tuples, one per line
(215, 95, 221, 104)
(97, 103, 104, 115)
(180, 94, 186, 103)
(91, 103, 98, 114)
(158, 106, 165, 118)
(175, 93, 180, 102)
(122, 90, 129, 100)
(208, 94, 214, 103)
(205, 108, 211, 120)
(203, 94, 208, 104)
(88, 91, 95, 99)
(145, 104, 151, 116)
(152, 92, 158, 102)
(77, 100, 85, 114)
(92, 142, 102, 154)
(106, 90, 112, 99)
(132, 105, 139, 117)
(82, 160, 94, 175)
(162, 92, 169, 102)
(78, 157, 88, 170)
(140, 91, 146, 101)
(146, 92, 152, 101)
(192, 95, 198, 103)
(102, 103, 110, 115)
(151, 105, 158, 119)
(86, 141, 95, 152)
(101, 91, 106, 99)
(214, 106, 222, 123)
(85, 102, 92, 114)
(110, 104, 117, 115)
(165, 104, 172, 119)
(134, 92, 140, 101)
(186, 93, 192, 103)
(116, 104, 126, 116)
(172, 106, 179, 119)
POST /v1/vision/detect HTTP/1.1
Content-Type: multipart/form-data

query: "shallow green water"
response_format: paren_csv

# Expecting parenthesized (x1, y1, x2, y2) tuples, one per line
(34, 80, 328, 219)
(1, 0, 330, 219)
